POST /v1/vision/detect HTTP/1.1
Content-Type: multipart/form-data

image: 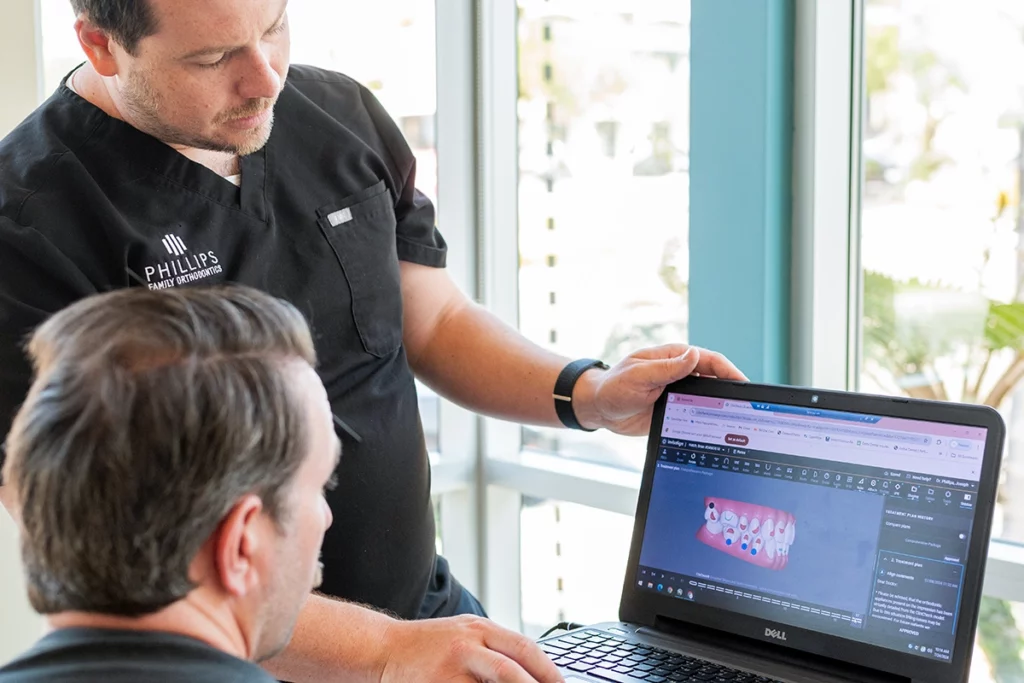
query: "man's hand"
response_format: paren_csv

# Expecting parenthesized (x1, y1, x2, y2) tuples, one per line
(379, 615, 564, 683)
(575, 344, 747, 436)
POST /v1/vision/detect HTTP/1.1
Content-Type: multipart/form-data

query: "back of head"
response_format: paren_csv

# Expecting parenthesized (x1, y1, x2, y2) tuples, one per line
(3, 285, 317, 617)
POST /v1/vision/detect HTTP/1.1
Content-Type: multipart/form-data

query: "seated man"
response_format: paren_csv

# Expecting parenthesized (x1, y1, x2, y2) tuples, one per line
(0, 285, 340, 682)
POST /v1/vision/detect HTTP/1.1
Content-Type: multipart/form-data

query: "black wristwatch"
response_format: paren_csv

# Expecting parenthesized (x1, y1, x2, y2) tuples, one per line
(553, 358, 610, 431)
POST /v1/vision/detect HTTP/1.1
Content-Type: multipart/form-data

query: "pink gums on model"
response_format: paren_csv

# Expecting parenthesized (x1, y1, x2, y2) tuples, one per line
(697, 497, 796, 571)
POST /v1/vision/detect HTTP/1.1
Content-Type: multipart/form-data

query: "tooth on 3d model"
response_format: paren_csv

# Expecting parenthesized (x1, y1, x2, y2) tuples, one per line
(785, 521, 796, 546)
(763, 518, 775, 542)
(721, 510, 739, 528)
(751, 536, 764, 556)
(704, 502, 723, 534)
(750, 517, 761, 537)
(705, 502, 719, 522)
(739, 515, 749, 532)
(765, 537, 777, 559)
(740, 532, 751, 551)
(724, 525, 738, 546)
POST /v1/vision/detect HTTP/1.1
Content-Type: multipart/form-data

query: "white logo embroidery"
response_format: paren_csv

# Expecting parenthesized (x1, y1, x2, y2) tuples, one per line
(162, 234, 188, 257)
(144, 235, 223, 290)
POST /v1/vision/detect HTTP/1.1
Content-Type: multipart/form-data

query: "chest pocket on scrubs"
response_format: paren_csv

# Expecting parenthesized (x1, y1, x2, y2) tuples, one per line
(317, 180, 403, 358)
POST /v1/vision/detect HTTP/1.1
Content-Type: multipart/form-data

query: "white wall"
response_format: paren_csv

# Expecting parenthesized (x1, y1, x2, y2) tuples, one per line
(0, 0, 47, 665)
(0, 509, 43, 664)
(0, 0, 42, 136)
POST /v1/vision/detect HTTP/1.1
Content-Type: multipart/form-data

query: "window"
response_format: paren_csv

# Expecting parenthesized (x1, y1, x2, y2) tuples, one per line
(858, 2, 1024, 677)
(974, 598, 1024, 683)
(520, 499, 633, 637)
(39, 0, 79, 96)
(517, 1, 691, 472)
(858, 0, 1024, 544)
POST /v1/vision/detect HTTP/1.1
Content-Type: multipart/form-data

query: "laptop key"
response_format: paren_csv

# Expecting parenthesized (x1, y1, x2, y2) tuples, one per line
(559, 635, 589, 646)
(541, 645, 569, 656)
(589, 670, 649, 683)
(567, 663, 595, 673)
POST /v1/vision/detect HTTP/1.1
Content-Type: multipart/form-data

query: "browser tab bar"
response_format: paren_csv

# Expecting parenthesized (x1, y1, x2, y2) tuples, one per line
(662, 396, 986, 482)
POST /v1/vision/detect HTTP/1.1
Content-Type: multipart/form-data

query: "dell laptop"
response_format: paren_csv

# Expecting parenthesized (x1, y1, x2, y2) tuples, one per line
(539, 378, 1005, 683)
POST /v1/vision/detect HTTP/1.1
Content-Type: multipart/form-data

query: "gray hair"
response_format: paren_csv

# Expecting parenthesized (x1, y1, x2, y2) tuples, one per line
(4, 285, 318, 616)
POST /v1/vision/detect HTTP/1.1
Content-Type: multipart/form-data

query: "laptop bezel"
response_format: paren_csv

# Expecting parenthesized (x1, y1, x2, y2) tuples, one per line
(618, 377, 1005, 683)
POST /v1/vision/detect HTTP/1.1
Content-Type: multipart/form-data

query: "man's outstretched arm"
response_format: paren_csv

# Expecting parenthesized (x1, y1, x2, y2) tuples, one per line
(401, 262, 746, 436)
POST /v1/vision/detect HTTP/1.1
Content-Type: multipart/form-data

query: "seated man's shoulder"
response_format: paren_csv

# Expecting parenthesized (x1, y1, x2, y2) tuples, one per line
(0, 630, 276, 682)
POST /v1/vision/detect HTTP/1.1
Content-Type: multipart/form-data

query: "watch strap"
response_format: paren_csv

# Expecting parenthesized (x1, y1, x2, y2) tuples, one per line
(553, 358, 610, 431)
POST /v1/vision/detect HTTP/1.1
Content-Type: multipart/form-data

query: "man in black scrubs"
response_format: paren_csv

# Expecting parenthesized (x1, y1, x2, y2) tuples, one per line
(1, 286, 339, 682)
(0, 0, 745, 680)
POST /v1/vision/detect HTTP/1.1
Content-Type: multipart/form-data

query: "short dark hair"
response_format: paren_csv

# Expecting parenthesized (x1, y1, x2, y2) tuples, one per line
(3, 285, 318, 617)
(70, 0, 158, 55)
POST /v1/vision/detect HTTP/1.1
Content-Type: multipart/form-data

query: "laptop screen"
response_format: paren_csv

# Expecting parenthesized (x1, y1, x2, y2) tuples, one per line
(635, 392, 989, 664)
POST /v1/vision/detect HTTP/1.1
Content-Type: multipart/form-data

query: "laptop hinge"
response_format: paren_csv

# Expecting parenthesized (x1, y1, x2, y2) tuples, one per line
(647, 615, 909, 683)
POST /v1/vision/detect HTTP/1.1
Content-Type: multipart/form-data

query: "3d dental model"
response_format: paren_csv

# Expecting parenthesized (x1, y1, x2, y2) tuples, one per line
(697, 497, 796, 570)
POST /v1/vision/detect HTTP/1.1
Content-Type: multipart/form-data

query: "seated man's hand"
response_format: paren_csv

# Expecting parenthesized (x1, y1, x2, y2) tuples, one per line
(579, 344, 747, 436)
(379, 615, 564, 683)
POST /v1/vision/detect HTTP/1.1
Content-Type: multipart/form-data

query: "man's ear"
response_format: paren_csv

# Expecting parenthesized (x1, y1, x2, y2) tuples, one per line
(74, 18, 120, 78)
(212, 495, 266, 598)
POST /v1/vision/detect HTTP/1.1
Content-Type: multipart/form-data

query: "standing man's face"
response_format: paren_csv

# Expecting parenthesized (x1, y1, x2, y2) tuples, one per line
(101, 0, 291, 155)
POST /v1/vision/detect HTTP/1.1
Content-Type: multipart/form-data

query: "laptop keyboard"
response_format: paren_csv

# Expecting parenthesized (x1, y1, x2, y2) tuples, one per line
(540, 629, 783, 683)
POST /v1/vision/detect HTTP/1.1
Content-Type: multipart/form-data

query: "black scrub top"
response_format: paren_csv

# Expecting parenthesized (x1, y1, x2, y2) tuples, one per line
(0, 65, 451, 619)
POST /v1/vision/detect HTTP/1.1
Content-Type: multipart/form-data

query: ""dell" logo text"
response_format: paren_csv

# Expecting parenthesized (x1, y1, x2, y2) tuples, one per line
(765, 628, 788, 641)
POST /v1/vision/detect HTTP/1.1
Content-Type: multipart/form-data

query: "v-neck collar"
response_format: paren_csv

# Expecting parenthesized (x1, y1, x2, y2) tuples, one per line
(57, 69, 269, 222)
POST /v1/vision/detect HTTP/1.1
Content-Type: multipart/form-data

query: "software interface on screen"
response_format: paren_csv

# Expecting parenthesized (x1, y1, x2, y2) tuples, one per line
(636, 394, 988, 663)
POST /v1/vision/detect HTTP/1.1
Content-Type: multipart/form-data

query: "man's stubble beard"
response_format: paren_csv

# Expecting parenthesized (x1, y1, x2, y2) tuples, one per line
(121, 69, 276, 157)
(251, 554, 324, 663)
